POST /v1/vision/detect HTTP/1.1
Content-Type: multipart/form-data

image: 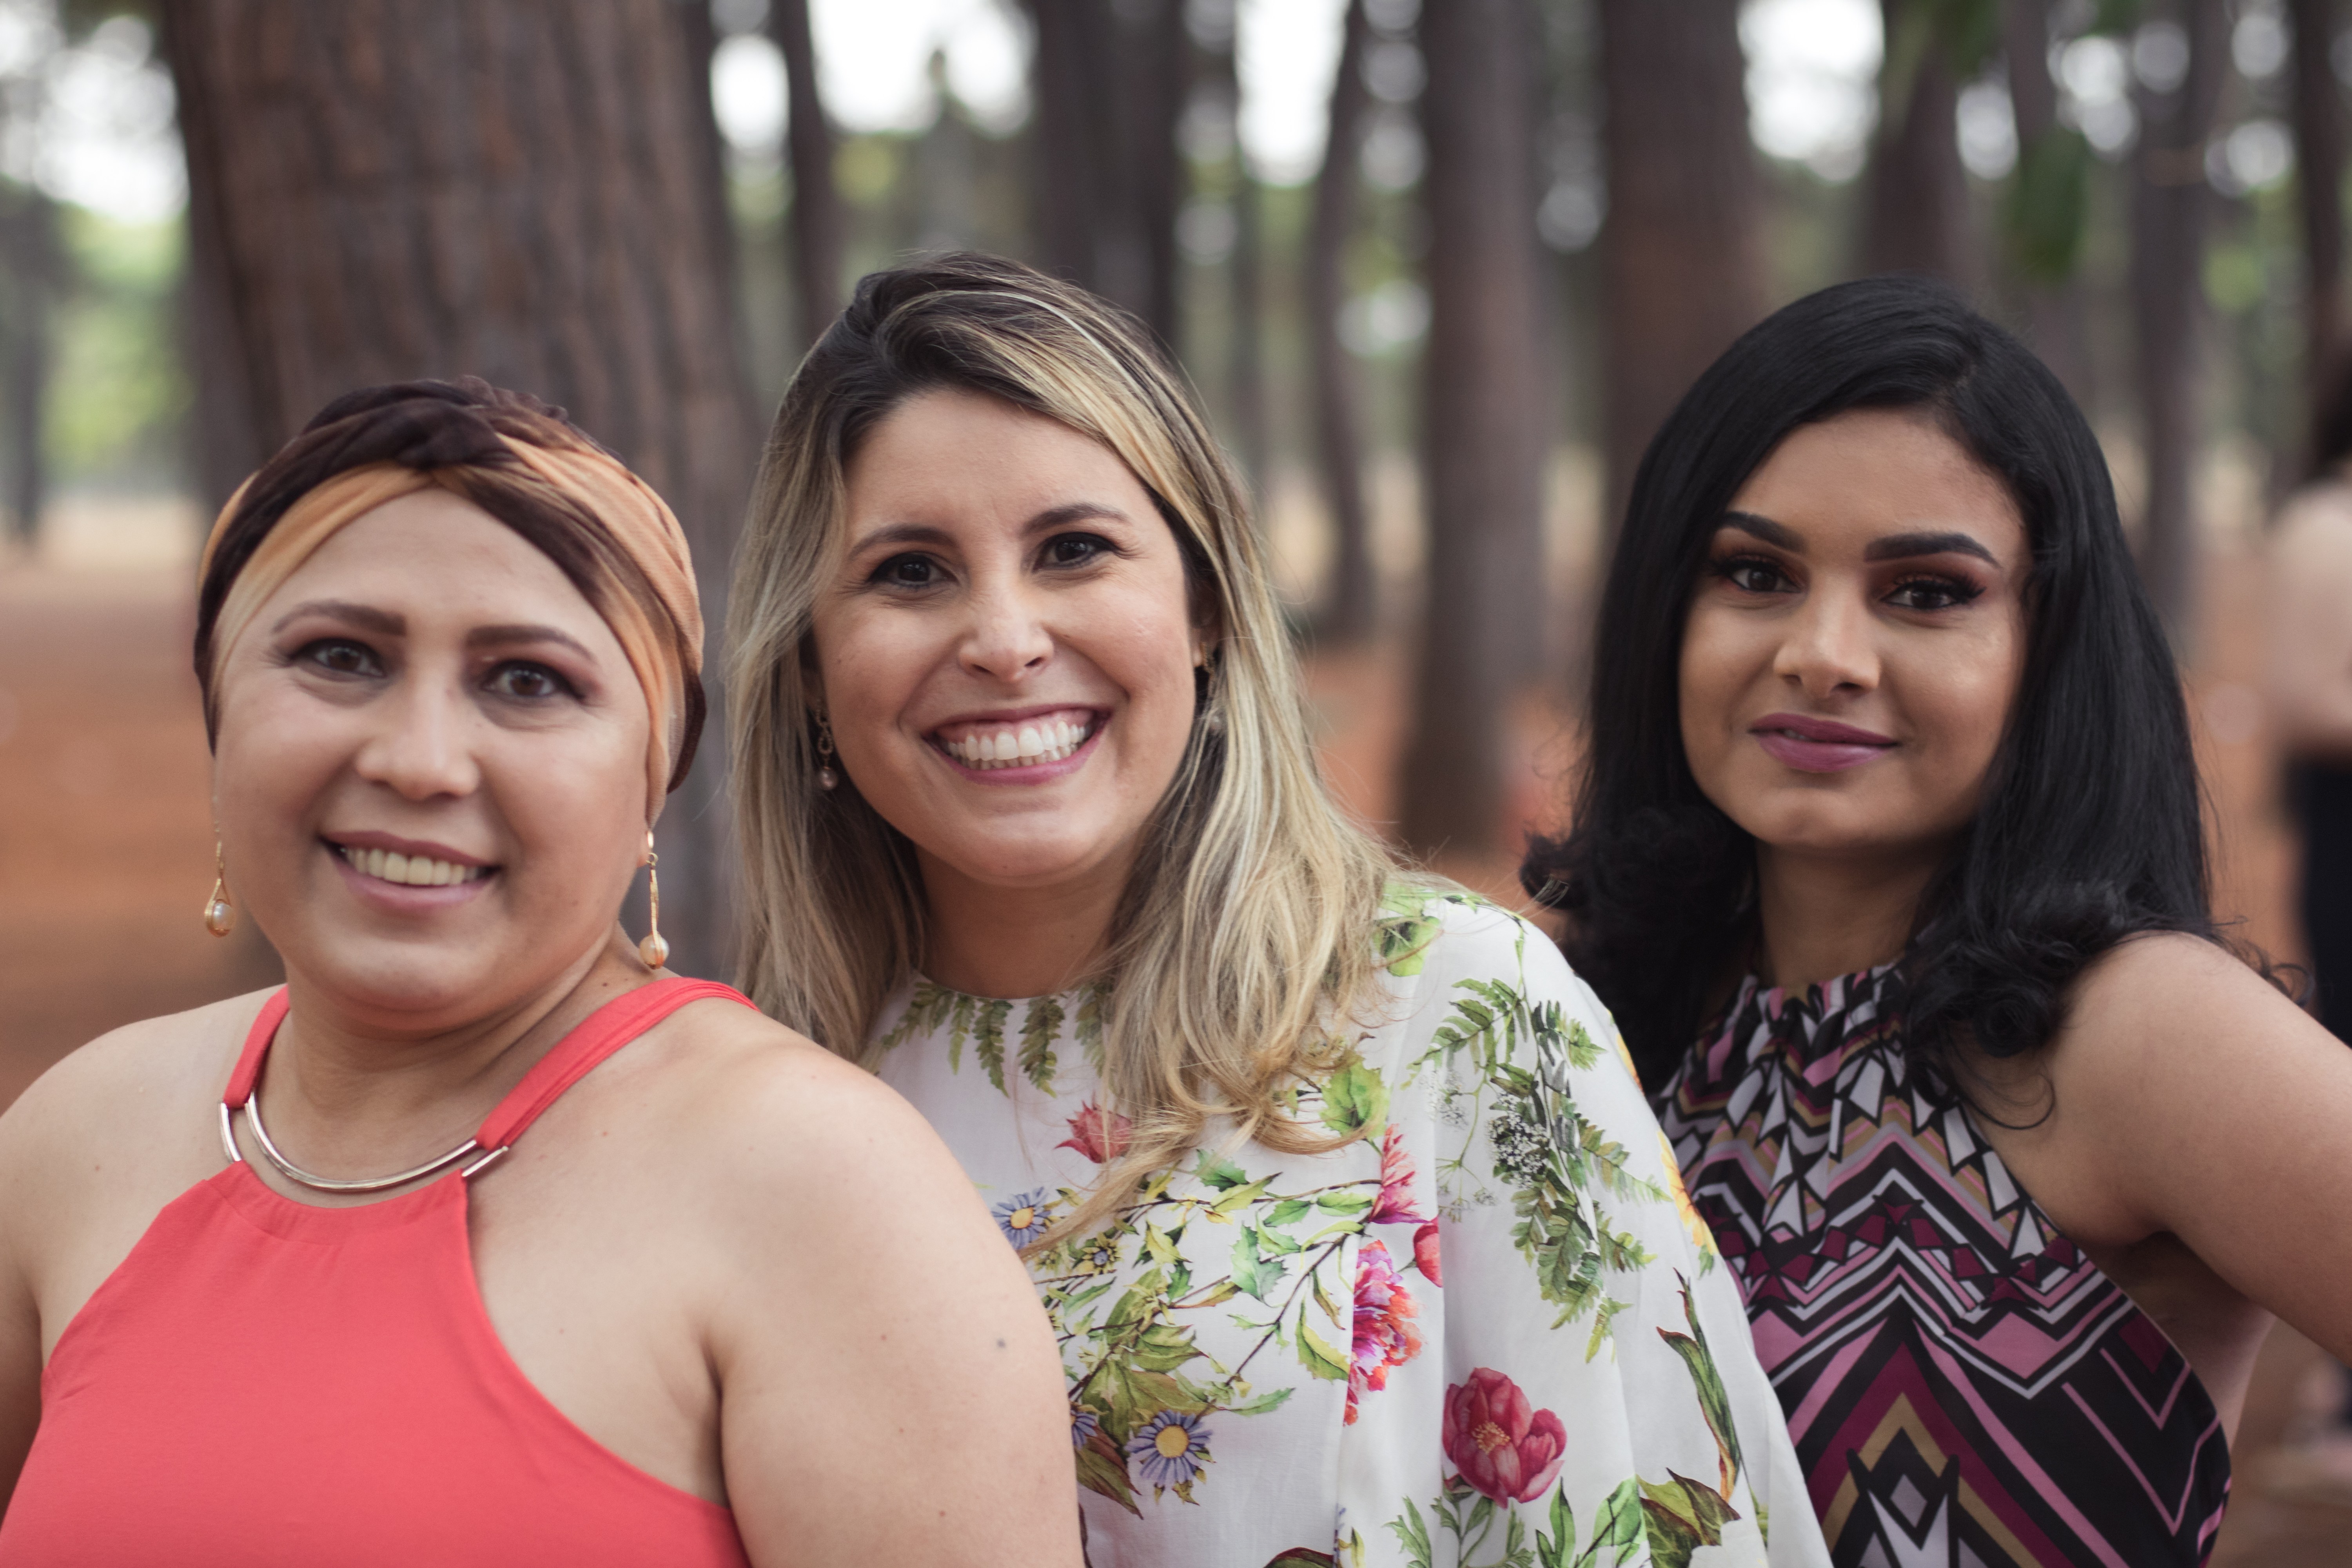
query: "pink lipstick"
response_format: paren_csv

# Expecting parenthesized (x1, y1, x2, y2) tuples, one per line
(1749, 712, 1896, 773)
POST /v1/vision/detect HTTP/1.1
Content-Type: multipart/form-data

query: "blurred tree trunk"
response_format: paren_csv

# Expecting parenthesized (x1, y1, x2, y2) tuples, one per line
(1024, 0, 1187, 349)
(2293, 0, 2347, 430)
(1597, 0, 1764, 539)
(163, 0, 761, 979)
(1864, 0, 1977, 289)
(2130, 0, 2228, 645)
(2002, 0, 2094, 400)
(1400, 0, 1545, 859)
(0, 184, 58, 547)
(1310, 0, 1376, 639)
(771, 0, 844, 351)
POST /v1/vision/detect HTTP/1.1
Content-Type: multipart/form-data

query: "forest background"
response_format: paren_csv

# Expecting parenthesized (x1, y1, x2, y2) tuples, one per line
(0, 0, 2348, 1553)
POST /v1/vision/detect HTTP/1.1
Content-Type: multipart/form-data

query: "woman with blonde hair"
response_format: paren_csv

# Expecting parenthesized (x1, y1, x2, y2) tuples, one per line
(0, 378, 1079, 1566)
(728, 253, 1828, 1567)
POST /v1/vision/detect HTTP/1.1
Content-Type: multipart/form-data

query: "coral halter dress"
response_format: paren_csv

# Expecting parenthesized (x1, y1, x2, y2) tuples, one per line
(0, 977, 758, 1568)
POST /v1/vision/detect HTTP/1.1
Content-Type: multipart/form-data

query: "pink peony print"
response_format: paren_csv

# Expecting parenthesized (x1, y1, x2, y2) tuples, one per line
(1345, 1241, 1423, 1424)
(1412, 1220, 1443, 1286)
(1055, 1101, 1133, 1164)
(1368, 1123, 1427, 1225)
(1441, 1368, 1568, 1503)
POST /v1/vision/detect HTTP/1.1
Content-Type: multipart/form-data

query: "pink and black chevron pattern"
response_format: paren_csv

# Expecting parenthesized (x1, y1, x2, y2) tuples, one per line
(1657, 965, 2230, 1568)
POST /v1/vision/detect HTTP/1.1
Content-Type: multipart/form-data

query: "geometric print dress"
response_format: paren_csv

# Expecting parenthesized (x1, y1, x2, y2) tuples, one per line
(875, 890, 1830, 1567)
(1655, 965, 2231, 1568)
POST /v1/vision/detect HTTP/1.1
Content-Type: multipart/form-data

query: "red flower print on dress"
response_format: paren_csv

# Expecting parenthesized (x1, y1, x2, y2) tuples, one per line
(1412, 1220, 1442, 1286)
(1345, 1240, 1423, 1424)
(1368, 1123, 1427, 1225)
(1055, 1101, 1132, 1164)
(1441, 1367, 1568, 1503)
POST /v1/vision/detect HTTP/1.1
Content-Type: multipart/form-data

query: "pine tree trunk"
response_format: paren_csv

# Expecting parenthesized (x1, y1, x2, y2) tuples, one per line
(163, 0, 760, 978)
(1024, 0, 1186, 349)
(1864, 0, 1977, 289)
(2002, 0, 2094, 401)
(2294, 0, 2347, 432)
(2131, 0, 2228, 645)
(0, 185, 56, 546)
(771, 0, 843, 352)
(1310, 0, 1376, 640)
(1597, 0, 1764, 540)
(1400, 0, 1546, 858)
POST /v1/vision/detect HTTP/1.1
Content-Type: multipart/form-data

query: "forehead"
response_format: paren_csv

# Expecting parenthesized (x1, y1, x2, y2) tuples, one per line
(842, 388, 1153, 531)
(264, 488, 609, 634)
(1729, 408, 2026, 555)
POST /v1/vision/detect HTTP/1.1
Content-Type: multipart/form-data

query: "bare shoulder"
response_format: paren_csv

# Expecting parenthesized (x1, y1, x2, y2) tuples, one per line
(637, 996, 977, 1217)
(0, 990, 269, 1158)
(2063, 931, 2304, 1069)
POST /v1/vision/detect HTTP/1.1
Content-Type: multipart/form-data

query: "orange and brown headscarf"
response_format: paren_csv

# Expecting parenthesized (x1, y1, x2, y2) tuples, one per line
(195, 379, 705, 813)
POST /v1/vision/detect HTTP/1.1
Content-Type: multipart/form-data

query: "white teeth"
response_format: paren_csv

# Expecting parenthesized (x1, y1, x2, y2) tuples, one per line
(338, 844, 486, 887)
(941, 717, 1094, 769)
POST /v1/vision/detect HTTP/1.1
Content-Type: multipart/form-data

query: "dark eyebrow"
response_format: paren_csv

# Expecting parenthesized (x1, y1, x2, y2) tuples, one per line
(1718, 512, 1802, 550)
(1863, 530, 1999, 566)
(465, 624, 599, 661)
(848, 502, 1134, 556)
(269, 599, 404, 635)
(1025, 501, 1129, 534)
(1718, 513, 2000, 568)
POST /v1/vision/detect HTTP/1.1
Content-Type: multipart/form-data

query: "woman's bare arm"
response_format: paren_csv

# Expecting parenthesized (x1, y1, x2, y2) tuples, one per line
(1990, 934, 2352, 1365)
(695, 1039, 1082, 1568)
(2267, 486, 2352, 761)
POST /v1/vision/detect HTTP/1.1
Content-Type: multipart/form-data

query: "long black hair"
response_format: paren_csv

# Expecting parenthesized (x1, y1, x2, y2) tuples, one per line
(1522, 274, 2215, 1090)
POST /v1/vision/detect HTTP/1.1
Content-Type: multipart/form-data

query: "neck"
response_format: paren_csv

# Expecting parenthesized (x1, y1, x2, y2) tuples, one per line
(917, 851, 1128, 999)
(263, 929, 649, 1174)
(1751, 841, 1945, 992)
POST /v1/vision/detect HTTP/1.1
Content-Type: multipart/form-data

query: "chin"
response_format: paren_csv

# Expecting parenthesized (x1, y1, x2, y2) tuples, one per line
(287, 939, 516, 1023)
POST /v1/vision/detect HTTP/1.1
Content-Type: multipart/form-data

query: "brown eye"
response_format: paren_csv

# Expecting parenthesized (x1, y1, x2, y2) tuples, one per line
(299, 639, 381, 677)
(486, 662, 571, 700)
(1886, 577, 1982, 612)
(1713, 557, 1790, 594)
(1043, 533, 1109, 568)
(873, 554, 941, 588)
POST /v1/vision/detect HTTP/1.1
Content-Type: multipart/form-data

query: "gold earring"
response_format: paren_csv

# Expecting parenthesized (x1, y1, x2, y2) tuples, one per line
(203, 839, 235, 938)
(815, 713, 839, 791)
(637, 831, 670, 969)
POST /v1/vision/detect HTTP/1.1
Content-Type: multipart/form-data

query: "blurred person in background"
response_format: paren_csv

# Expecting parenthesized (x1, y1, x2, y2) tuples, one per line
(1526, 276, 2352, 1568)
(724, 254, 1830, 1568)
(0, 380, 1080, 1567)
(2259, 352, 2352, 1488)
(2268, 361, 2352, 1044)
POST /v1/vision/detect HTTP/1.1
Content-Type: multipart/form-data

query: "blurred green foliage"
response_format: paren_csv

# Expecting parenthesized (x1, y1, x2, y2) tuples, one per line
(47, 205, 184, 488)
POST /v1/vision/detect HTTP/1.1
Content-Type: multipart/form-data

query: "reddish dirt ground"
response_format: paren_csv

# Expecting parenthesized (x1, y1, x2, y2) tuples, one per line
(0, 546, 2345, 1555)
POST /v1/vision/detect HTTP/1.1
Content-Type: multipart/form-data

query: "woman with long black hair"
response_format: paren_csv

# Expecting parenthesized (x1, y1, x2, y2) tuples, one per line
(1524, 275, 2352, 1567)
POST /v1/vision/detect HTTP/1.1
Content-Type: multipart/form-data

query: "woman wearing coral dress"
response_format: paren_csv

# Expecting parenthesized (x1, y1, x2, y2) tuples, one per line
(0, 380, 1080, 1566)
(724, 253, 1829, 1567)
(1524, 277, 2352, 1566)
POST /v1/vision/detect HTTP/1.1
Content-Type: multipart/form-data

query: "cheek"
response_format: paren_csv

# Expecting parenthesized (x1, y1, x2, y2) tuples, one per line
(1676, 609, 1749, 764)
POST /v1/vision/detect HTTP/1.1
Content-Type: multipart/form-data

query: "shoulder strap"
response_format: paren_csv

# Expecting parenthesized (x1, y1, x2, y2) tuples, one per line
(471, 978, 757, 1153)
(223, 989, 292, 1108)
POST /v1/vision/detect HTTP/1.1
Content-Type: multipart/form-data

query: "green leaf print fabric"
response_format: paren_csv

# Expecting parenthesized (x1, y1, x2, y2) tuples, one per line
(872, 891, 1828, 1568)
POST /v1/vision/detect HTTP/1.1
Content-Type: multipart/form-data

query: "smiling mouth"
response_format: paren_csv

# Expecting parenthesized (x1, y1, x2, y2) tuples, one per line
(932, 713, 1097, 771)
(329, 842, 496, 887)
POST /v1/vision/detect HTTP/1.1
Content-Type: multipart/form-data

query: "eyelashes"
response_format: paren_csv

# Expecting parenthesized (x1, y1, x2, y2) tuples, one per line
(1707, 553, 1987, 610)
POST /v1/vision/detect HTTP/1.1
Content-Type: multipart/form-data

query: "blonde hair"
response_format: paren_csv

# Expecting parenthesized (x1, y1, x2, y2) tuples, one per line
(727, 253, 1404, 1236)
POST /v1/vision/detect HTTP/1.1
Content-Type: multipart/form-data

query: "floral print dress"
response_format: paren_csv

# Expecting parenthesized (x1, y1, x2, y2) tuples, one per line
(872, 890, 1828, 1568)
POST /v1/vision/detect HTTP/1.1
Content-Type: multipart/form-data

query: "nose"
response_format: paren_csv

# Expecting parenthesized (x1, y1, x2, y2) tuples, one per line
(352, 671, 482, 801)
(957, 575, 1054, 684)
(1773, 581, 1879, 700)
